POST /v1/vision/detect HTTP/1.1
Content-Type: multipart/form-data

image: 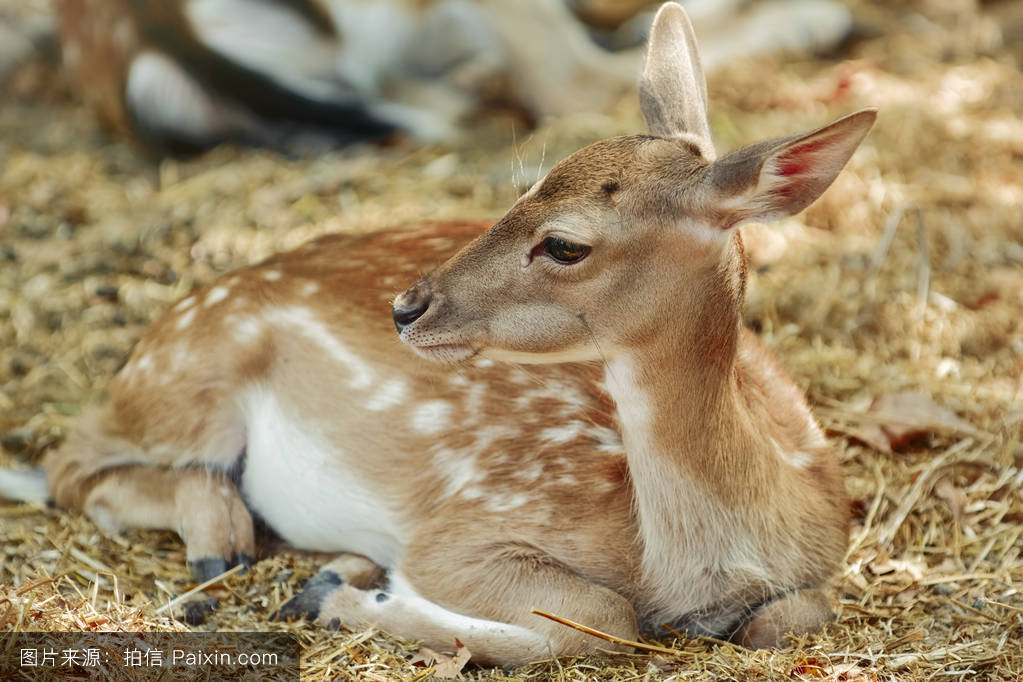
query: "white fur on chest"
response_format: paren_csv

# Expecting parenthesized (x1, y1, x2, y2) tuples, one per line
(604, 357, 770, 632)
(240, 387, 403, 567)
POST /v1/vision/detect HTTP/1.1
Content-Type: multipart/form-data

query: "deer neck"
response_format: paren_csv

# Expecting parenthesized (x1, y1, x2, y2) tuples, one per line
(603, 241, 778, 582)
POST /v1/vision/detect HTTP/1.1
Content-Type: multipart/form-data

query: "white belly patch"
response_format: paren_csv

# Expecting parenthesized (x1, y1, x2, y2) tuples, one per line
(239, 387, 402, 567)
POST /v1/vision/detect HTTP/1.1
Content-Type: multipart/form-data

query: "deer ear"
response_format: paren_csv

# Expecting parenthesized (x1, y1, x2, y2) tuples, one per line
(639, 2, 714, 156)
(706, 109, 877, 228)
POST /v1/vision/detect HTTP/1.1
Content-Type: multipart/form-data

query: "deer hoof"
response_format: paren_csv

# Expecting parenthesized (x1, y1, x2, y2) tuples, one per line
(272, 570, 344, 622)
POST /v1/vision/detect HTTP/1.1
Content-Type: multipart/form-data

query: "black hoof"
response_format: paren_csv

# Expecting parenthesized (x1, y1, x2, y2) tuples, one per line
(235, 553, 255, 574)
(183, 597, 220, 626)
(188, 557, 229, 583)
(271, 570, 344, 623)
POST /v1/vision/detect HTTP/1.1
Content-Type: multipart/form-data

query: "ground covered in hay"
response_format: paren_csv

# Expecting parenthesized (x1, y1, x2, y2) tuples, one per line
(2, 0, 1022, 679)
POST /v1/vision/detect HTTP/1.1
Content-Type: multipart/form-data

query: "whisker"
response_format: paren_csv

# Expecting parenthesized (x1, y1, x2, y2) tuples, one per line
(536, 138, 547, 184)
(579, 313, 615, 384)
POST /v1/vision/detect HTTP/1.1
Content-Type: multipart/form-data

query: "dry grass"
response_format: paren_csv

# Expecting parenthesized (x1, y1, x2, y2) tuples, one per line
(2, 0, 1022, 679)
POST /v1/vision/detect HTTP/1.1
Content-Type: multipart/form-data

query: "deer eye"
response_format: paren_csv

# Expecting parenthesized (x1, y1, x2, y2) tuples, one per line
(542, 237, 591, 264)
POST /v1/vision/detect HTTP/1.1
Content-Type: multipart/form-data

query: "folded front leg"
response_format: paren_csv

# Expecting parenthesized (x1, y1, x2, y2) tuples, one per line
(279, 543, 637, 666)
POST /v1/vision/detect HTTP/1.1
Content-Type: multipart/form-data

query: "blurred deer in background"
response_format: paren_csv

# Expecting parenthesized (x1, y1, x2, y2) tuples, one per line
(2, 2, 875, 664)
(54, 0, 853, 154)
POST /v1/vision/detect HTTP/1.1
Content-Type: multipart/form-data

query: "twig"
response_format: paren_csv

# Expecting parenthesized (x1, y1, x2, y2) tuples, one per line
(155, 564, 243, 616)
(70, 547, 113, 574)
(882, 629, 925, 652)
(868, 205, 906, 276)
(845, 459, 887, 561)
(531, 609, 686, 656)
(915, 209, 930, 311)
(661, 622, 685, 640)
(947, 597, 1007, 623)
(16, 578, 56, 597)
(877, 438, 973, 546)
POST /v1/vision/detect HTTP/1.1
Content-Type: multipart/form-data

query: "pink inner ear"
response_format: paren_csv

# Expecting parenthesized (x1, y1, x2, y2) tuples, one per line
(776, 137, 831, 177)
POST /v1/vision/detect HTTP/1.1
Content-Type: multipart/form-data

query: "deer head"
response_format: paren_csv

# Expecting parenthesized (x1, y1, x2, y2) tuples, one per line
(394, 2, 874, 369)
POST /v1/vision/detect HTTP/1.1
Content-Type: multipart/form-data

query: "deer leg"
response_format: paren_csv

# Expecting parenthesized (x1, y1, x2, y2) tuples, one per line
(42, 391, 251, 581)
(276, 544, 637, 666)
(76, 466, 255, 582)
(272, 553, 385, 623)
(732, 587, 833, 648)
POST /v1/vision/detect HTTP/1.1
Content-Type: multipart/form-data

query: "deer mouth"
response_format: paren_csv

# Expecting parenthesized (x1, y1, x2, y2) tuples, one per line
(408, 342, 478, 364)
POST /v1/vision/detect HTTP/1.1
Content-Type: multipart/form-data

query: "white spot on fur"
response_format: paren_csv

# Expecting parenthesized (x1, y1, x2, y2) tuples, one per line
(301, 281, 319, 296)
(411, 401, 451, 435)
(462, 382, 487, 424)
(589, 425, 625, 453)
(514, 381, 587, 415)
(262, 269, 282, 281)
(366, 379, 408, 411)
(433, 448, 480, 498)
(771, 437, 813, 469)
(474, 358, 494, 368)
(170, 347, 189, 373)
(267, 306, 373, 388)
(176, 307, 196, 329)
(460, 486, 485, 501)
(233, 317, 263, 343)
(136, 354, 154, 372)
(540, 420, 584, 444)
(484, 492, 530, 512)
(472, 425, 519, 451)
(205, 286, 229, 306)
(174, 296, 195, 312)
(513, 461, 544, 483)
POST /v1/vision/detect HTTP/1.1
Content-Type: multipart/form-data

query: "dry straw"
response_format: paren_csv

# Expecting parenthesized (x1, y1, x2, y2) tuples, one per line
(2, 0, 1021, 679)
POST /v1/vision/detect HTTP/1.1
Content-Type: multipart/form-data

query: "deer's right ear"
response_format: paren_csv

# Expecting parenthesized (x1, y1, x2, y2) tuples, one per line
(705, 108, 878, 229)
(639, 3, 714, 158)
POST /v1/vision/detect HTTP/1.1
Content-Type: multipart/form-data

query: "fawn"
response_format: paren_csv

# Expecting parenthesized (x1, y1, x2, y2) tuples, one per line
(5, 2, 875, 665)
(54, 0, 852, 155)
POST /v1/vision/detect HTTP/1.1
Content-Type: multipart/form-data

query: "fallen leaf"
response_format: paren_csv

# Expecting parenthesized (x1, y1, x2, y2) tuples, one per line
(789, 657, 874, 681)
(854, 391, 981, 452)
(409, 641, 471, 678)
(789, 656, 829, 678)
(867, 553, 925, 582)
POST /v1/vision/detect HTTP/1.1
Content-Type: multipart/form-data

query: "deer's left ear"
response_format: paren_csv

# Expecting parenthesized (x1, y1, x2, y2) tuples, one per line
(705, 108, 877, 229)
(640, 2, 714, 157)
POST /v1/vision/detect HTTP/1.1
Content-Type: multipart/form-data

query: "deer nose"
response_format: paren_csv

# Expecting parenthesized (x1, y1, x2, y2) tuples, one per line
(392, 283, 431, 332)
